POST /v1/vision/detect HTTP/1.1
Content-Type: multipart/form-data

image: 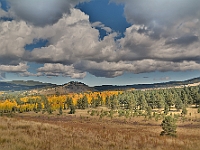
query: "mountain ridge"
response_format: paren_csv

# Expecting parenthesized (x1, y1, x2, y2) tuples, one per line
(0, 77, 200, 92)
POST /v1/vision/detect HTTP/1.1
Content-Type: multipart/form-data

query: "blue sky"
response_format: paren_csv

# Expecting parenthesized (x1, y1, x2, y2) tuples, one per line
(0, 0, 200, 86)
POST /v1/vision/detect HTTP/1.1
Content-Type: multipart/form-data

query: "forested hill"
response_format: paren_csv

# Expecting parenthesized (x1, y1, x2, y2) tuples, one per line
(94, 77, 200, 91)
(0, 77, 200, 92)
(0, 80, 56, 91)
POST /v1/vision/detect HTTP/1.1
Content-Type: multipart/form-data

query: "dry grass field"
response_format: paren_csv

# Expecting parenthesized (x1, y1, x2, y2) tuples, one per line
(0, 107, 200, 150)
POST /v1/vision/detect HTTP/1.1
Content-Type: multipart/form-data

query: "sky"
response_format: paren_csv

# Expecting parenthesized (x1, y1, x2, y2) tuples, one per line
(0, 0, 200, 86)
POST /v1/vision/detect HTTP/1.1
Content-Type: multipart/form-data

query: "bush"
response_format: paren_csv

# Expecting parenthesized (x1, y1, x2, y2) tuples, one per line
(197, 107, 200, 113)
(69, 105, 75, 114)
(182, 106, 187, 116)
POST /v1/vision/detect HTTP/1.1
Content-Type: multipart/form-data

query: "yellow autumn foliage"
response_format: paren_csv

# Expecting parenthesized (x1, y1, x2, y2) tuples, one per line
(0, 90, 122, 112)
(0, 100, 17, 112)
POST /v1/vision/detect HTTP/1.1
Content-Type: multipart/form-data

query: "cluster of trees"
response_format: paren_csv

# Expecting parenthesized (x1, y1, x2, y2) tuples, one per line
(0, 91, 120, 115)
(105, 86, 200, 113)
(0, 86, 200, 116)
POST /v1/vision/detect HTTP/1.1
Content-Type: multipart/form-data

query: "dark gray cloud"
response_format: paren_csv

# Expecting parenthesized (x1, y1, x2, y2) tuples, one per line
(7, 0, 90, 26)
(165, 35, 199, 46)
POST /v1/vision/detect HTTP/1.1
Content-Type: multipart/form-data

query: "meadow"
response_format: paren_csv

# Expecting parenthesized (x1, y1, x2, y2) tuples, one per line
(0, 106, 200, 150)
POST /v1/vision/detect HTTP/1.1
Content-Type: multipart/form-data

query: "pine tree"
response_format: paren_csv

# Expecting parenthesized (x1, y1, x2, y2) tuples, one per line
(65, 97, 73, 109)
(160, 116, 177, 137)
(76, 95, 88, 109)
(164, 104, 169, 115)
(69, 105, 75, 114)
(146, 106, 152, 118)
(175, 97, 183, 111)
(59, 105, 63, 115)
(156, 93, 165, 109)
(181, 105, 187, 116)
(139, 94, 147, 110)
(165, 93, 174, 110)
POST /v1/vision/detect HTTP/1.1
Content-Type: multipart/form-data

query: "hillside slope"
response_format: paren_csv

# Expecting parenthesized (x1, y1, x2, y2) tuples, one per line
(30, 81, 95, 95)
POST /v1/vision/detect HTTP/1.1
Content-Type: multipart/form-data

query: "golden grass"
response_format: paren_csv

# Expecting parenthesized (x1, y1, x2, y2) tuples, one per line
(0, 108, 200, 150)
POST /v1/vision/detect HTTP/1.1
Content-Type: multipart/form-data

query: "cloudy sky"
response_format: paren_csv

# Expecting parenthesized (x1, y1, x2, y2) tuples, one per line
(0, 0, 200, 86)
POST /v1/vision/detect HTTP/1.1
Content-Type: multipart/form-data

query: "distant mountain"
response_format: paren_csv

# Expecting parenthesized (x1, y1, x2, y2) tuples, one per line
(1, 77, 200, 93)
(94, 77, 200, 91)
(0, 80, 56, 91)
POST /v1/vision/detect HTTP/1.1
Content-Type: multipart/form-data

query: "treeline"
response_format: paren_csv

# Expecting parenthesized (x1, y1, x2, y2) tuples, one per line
(107, 86, 200, 113)
(0, 86, 200, 115)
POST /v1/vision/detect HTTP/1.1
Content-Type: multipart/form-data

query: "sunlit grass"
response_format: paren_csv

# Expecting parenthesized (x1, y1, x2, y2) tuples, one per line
(0, 108, 200, 150)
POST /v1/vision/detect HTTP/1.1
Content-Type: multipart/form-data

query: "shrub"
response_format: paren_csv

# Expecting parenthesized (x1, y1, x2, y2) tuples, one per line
(197, 107, 200, 113)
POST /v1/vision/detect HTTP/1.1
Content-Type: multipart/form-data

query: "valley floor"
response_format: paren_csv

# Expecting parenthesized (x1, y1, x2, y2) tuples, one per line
(1, 108, 200, 150)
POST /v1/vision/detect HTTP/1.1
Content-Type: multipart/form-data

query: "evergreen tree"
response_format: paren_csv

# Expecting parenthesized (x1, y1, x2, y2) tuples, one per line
(175, 97, 183, 111)
(139, 94, 148, 110)
(65, 97, 73, 109)
(165, 93, 174, 110)
(164, 104, 169, 115)
(196, 93, 200, 107)
(82, 95, 88, 109)
(156, 94, 165, 109)
(76, 95, 88, 109)
(97, 94, 103, 106)
(76, 98, 82, 109)
(160, 116, 177, 137)
(181, 105, 187, 116)
(146, 106, 152, 118)
(59, 105, 63, 115)
(105, 96, 111, 108)
(65, 97, 75, 114)
(127, 94, 136, 110)
(110, 95, 118, 110)
(47, 105, 53, 114)
(150, 93, 157, 109)
(69, 105, 75, 114)
(36, 102, 42, 112)
(41, 95, 49, 112)
(180, 90, 188, 105)
(90, 97, 96, 108)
